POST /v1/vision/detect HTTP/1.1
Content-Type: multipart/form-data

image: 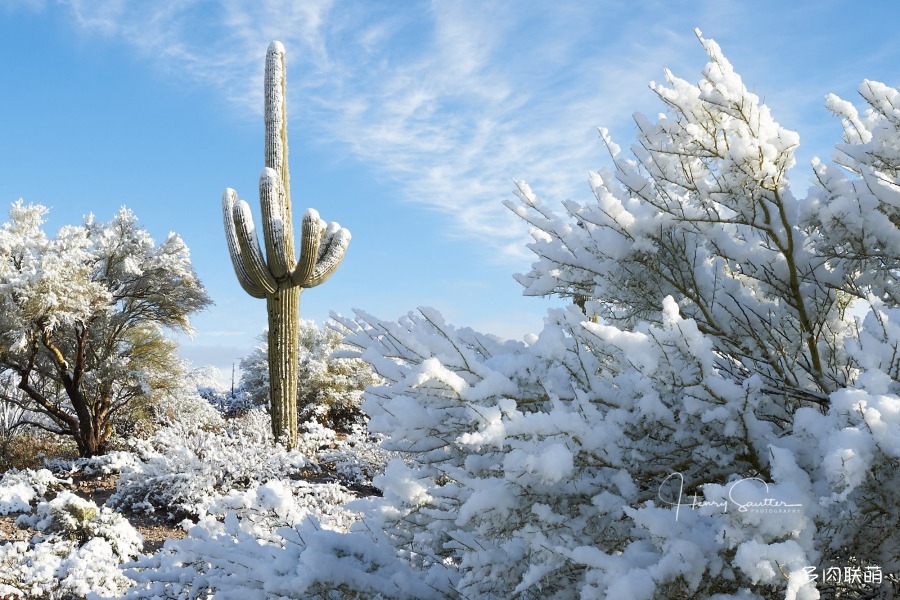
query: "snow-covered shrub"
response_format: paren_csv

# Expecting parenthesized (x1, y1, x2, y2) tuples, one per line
(0, 468, 67, 515)
(180, 365, 257, 420)
(195, 478, 358, 538)
(121, 449, 399, 598)
(304, 421, 397, 489)
(0, 492, 141, 598)
(204, 386, 259, 418)
(328, 32, 900, 599)
(295, 418, 339, 455)
(148, 369, 226, 431)
(123, 514, 440, 600)
(18, 491, 143, 557)
(108, 408, 311, 519)
(69, 450, 144, 477)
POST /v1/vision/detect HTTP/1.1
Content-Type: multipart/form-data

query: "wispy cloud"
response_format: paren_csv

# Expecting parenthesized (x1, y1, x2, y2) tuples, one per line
(297, 2, 705, 259)
(61, 0, 333, 110)
(56, 0, 877, 264)
(0, 0, 45, 13)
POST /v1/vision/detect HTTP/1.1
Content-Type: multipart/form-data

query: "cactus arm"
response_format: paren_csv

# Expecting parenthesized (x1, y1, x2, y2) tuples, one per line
(297, 224, 351, 288)
(232, 199, 278, 294)
(259, 168, 296, 278)
(292, 208, 321, 286)
(222, 189, 267, 299)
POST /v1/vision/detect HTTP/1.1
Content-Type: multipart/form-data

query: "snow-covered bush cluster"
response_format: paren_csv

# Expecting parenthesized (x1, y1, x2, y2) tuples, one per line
(0, 490, 142, 599)
(107, 409, 311, 519)
(0, 468, 66, 515)
(111, 416, 398, 598)
(0, 404, 395, 598)
(122, 512, 435, 600)
(305, 421, 397, 489)
(322, 33, 900, 598)
(149, 367, 230, 431)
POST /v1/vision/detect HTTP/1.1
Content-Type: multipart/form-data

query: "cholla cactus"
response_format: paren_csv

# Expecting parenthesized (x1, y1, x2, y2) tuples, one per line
(222, 41, 350, 448)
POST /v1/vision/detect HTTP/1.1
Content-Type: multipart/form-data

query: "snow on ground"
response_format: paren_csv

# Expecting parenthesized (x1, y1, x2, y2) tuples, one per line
(0, 407, 395, 599)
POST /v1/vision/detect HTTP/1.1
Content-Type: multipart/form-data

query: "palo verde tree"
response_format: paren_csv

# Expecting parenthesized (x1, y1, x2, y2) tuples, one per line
(0, 202, 211, 457)
(335, 32, 900, 598)
(222, 41, 350, 448)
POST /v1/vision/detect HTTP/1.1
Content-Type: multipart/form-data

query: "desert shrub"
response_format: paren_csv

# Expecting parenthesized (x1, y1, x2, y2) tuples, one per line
(149, 383, 226, 432)
(326, 33, 900, 599)
(0, 429, 78, 473)
(107, 408, 312, 519)
(123, 510, 439, 600)
(301, 421, 396, 490)
(0, 492, 141, 598)
(0, 468, 67, 515)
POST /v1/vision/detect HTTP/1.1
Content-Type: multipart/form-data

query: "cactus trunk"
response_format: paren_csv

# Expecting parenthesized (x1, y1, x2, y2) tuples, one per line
(267, 286, 300, 446)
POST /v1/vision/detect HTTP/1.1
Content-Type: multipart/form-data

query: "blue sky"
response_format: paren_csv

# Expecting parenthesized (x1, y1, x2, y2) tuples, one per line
(1, 1, 898, 381)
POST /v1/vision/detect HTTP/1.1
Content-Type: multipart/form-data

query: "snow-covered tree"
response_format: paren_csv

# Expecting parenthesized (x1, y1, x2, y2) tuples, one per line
(333, 32, 900, 599)
(0, 202, 211, 457)
(240, 319, 379, 431)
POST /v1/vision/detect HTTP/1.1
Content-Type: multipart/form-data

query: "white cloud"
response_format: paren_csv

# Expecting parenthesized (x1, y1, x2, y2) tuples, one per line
(61, 0, 333, 111)
(0, 0, 45, 13)
(55, 0, 878, 266)
(53, 1, 702, 264)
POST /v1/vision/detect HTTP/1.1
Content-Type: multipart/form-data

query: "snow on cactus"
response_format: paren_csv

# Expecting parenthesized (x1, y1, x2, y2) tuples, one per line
(222, 41, 351, 449)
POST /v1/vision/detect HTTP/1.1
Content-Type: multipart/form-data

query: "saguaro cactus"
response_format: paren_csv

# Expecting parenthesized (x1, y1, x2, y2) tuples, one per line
(222, 41, 350, 448)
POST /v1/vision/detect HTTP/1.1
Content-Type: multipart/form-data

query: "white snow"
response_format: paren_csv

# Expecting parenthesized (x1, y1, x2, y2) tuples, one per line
(4, 31, 900, 599)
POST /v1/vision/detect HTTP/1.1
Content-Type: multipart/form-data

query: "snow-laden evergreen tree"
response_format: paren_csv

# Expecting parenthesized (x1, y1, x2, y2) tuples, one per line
(222, 41, 351, 449)
(240, 319, 379, 431)
(0, 202, 211, 457)
(332, 32, 900, 599)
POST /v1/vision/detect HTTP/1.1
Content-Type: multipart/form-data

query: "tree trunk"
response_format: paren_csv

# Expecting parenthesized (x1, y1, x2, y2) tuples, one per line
(67, 388, 105, 458)
(267, 285, 300, 448)
(15, 353, 105, 458)
(75, 418, 106, 458)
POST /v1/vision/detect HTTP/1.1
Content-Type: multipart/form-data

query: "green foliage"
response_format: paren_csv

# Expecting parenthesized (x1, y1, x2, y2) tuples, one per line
(0, 203, 212, 457)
